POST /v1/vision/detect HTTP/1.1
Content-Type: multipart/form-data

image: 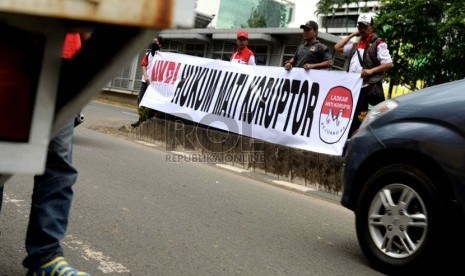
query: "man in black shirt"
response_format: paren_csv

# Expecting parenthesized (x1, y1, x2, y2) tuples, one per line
(284, 20, 333, 71)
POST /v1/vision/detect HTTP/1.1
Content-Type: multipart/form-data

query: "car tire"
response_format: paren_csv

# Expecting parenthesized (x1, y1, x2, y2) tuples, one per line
(355, 164, 445, 274)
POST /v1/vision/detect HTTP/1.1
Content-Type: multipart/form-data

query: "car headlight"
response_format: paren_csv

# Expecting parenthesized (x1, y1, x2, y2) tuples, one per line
(359, 99, 399, 130)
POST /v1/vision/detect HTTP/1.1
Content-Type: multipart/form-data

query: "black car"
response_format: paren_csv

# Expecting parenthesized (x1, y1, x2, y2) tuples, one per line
(341, 79, 465, 274)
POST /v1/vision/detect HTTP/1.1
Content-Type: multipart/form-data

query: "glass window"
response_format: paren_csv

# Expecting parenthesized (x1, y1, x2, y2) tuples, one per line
(185, 43, 206, 57)
(213, 41, 236, 61)
(248, 45, 268, 65)
(162, 40, 182, 53)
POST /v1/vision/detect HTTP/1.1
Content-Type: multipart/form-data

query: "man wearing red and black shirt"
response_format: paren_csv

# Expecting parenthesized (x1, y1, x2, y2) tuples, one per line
(230, 31, 256, 65)
(334, 13, 393, 136)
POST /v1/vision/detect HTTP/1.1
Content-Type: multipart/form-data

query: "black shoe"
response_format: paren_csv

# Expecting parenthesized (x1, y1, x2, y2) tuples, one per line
(131, 120, 141, 127)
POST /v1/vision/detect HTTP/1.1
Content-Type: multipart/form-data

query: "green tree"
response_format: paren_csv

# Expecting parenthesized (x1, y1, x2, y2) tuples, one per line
(375, 0, 465, 91)
(315, 0, 337, 33)
(247, 8, 267, 28)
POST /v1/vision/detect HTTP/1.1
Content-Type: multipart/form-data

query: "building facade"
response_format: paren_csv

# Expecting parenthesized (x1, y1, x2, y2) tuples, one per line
(196, 0, 295, 29)
(317, 1, 381, 36)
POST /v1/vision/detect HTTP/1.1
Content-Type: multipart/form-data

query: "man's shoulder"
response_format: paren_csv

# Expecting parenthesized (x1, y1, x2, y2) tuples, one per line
(313, 40, 329, 50)
(245, 47, 255, 55)
(371, 34, 385, 45)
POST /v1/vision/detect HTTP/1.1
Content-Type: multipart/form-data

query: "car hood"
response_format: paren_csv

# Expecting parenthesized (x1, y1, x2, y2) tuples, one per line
(381, 79, 465, 133)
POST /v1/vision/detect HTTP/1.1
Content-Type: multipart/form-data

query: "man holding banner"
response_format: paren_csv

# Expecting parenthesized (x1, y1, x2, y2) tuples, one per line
(131, 36, 163, 127)
(334, 13, 393, 137)
(230, 31, 256, 65)
(284, 20, 333, 71)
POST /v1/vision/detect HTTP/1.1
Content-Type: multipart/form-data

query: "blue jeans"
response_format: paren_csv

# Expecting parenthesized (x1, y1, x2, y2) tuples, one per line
(0, 119, 78, 269)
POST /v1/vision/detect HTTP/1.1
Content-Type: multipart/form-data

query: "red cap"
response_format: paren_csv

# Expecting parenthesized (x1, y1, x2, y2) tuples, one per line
(237, 31, 248, 39)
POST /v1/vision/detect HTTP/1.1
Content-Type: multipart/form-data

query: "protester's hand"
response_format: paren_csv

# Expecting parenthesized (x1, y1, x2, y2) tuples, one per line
(144, 76, 150, 83)
(284, 63, 292, 71)
(303, 64, 311, 70)
(361, 68, 373, 78)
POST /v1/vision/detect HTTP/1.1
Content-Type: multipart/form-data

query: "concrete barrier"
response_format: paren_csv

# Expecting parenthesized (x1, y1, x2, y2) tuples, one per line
(101, 89, 344, 195)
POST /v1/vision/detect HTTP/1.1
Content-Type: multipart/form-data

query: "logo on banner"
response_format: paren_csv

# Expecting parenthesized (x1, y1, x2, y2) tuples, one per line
(319, 86, 353, 143)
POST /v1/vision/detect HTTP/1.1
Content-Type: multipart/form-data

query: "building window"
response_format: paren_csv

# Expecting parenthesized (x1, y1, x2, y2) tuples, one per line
(162, 40, 183, 53)
(185, 43, 206, 57)
(325, 15, 358, 29)
(249, 45, 268, 65)
(109, 49, 145, 92)
(282, 44, 298, 66)
(212, 41, 236, 61)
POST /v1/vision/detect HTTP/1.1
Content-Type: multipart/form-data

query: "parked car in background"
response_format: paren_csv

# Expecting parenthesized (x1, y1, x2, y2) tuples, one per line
(341, 78, 465, 274)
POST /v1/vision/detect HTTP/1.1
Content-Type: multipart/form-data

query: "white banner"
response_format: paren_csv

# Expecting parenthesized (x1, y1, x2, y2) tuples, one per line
(141, 52, 362, 156)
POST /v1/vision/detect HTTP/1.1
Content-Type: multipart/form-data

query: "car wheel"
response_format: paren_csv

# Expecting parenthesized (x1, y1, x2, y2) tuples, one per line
(355, 164, 445, 274)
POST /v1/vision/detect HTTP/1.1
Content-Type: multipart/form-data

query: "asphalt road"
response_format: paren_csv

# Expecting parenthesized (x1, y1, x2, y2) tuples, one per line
(0, 101, 383, 275)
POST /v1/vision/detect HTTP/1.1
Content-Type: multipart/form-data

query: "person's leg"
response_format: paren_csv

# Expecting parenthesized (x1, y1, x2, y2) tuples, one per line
(132, 81, 149, 127)
(139, 82, 157, 120)
(23, 119, 78, 269)
(348, 86, 369, 138)
(136, 81, 148, 106)
(367, 81, 385, 106)
(147, 108, 156, 120)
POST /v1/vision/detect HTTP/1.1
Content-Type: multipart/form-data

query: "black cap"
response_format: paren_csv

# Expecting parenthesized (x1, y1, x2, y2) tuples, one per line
(300, 20, 318, 30)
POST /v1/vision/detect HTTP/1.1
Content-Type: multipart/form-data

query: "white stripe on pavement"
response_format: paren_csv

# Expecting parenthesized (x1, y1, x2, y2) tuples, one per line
(63, 235, 130, 274)
(271, 180, 316, 192)
(122, 111, 138, 117)
(135, 140, 158, 147)
(216, 164, 249, 173)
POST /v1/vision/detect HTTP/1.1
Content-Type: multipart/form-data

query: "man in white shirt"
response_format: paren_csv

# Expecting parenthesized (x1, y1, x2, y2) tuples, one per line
(334, 13, 393, 137)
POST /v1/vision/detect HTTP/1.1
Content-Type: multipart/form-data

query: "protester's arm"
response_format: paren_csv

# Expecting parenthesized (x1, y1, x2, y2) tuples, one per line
(334, 31, 359, 53)
(362, 62, 393, 78)
(305, 59, 333, 70)
(284, 57, 295, 71)
(141, 54, 149, 83)
(142, 66, 149, 83)
(362, 42, 393, 78)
